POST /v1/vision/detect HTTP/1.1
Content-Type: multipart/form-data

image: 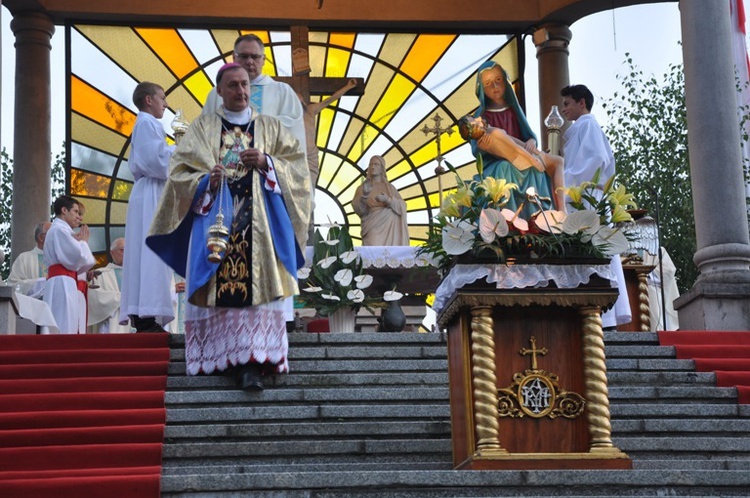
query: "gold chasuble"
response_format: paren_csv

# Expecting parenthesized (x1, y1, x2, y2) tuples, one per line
(147, 108, 310, 376)
(150, 109, 310, 308)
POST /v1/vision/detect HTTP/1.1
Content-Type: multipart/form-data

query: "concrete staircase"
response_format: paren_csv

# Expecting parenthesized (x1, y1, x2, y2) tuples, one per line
(160, 331, 750, 497)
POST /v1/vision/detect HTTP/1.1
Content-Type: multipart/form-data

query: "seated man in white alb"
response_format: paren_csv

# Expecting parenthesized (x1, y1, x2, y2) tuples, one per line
(88, 237, 132, 333)
(7, 221, 51, 296)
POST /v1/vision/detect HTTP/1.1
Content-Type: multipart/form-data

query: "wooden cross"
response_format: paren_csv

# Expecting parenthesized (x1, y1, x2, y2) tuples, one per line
(520, 336, 548, 370)
(274, 26, 365, 101)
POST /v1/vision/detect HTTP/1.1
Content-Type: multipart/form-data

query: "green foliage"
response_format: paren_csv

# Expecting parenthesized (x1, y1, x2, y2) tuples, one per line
(601, 55, 697, 293)
(0, 149, 13, 280)
(0, 145, 66, 281)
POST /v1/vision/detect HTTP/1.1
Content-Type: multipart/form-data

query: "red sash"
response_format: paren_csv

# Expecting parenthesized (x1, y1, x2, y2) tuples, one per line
(47, 263, 89, 330)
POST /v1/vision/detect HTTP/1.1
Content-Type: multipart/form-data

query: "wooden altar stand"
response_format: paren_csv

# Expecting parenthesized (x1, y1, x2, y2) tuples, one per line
(435, 262, 632, 470)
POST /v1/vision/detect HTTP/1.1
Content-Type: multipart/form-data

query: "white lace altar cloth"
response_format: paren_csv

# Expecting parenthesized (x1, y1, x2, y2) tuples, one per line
(304, 246, 435, 270)
(433, 264, 616, 315)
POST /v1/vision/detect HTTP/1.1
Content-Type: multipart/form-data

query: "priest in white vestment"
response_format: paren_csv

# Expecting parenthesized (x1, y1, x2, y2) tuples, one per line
(120, 82, 176, 332)
(560, 84, 631, 329)
(7, 221, 51, 296)
(88, 237, 132, 333)
(202, 34, 305, 155)
(643, 247, 681, 331)
(43, 196, 95, 334)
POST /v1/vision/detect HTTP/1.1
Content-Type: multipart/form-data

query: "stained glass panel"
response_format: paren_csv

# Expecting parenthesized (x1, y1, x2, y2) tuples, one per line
(67, 24, 520, 257)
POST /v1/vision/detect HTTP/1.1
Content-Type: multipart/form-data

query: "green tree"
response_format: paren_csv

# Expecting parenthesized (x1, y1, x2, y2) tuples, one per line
(0, 145, 66, 281)
(601, 56, 697, 293)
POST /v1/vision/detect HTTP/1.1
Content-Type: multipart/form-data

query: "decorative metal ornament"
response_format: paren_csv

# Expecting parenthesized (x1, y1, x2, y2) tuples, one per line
(497, 336, 585, 419)
(206, 170, 229, 263)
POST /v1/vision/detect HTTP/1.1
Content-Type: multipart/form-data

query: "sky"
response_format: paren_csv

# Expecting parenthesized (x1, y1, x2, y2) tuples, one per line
(0, 1, 692, 158)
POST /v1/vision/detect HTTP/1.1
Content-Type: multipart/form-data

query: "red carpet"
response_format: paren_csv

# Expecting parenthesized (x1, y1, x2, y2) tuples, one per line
(659, 331, 750, 404)
(0, 333, 170, 498)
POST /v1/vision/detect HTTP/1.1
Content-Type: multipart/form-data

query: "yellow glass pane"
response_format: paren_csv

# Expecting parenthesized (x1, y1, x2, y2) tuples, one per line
(401, 35, 455, 81)
(378, 33, 416, 68)
(183, 71, 214, 108)
(371, 74, 415, 129)
(76, 25, 179, 96)
(112, 180, 133, 201)
(74, 197, 108, 226)
(135, 28, 199, 79)
(109, 200, 129, 225)
(386, 158, 413, 179)
(325, 48, 350, 78)
(328, 163, 361, 196)
(71, 76, 136, 136)
(316, 107, 335, 148)
(70, 169, 111, 201)
(405, 196, 428, 210)
(71, 113, 129, 158)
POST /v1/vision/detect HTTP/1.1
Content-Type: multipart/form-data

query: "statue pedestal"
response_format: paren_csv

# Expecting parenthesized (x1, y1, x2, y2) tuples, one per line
(435, 263, 631, 470)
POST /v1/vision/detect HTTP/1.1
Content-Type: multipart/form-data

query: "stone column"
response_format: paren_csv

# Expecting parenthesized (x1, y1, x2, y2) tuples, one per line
(532, 23, 571, 150)
(674, 0, 750, 330)
(9, 12, 55, 263)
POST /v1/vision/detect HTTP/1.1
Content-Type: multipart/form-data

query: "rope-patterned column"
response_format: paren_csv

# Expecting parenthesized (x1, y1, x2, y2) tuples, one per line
(579, 306, 615, 451)
(470, 306, 504, 452)
(636, 269, 651, 332)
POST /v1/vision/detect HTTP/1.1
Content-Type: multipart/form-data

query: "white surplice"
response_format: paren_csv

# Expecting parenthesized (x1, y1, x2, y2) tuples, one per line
(88, 262, 132, 333)
(120, 112, 176, 327)
(563, 113, 631, 328)
(43, 218, 95, 334)
(643, 248, 681, 331)
(7, 246, 46, 296)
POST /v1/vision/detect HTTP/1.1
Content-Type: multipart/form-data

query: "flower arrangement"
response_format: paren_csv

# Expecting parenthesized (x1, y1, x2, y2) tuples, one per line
(419, 167, 637, 271)
(297, 225, 394, 316)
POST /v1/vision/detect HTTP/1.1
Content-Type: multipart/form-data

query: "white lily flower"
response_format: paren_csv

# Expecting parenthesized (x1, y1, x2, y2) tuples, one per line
(303, 286, 322, 293)
(442, 220, 475, 255)
(340, 250, 358, 264)
(318, 256, 337, 269)
(354, 274, 373, 289)
(297, 267, 311, 279)
(534, 210, 566, 234)
(347, 289, 365, 303)
(592, 226, 630, 256)
(321, 293, 341, 301)
(384, 290, 404, 301)
(334, 268, 353, 286)
(562, 210, 600, 236)
(478, 208, 509, 243)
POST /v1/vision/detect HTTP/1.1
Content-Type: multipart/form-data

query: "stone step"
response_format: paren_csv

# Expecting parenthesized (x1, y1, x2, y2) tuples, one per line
(166, 404, 451, 424)
(167, 358, 449, 376)
(159, 469, 750, 496)
(607, 371, 715, 385)
(164, 420, 451, 441)
(165, 386, 449, 405)
(167, 371, 450, 389)
(164, 385, 735, 407)
(613, 418, 750, 434)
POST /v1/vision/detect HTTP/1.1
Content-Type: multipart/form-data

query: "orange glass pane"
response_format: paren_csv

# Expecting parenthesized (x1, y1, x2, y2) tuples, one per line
(71, 76, 136, 136)
(135, 28, 199, 80)
(70, 168, 111, 200)
(329, 33, 355, 50)
(401, 35, 456, 82)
